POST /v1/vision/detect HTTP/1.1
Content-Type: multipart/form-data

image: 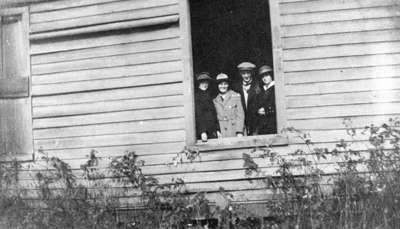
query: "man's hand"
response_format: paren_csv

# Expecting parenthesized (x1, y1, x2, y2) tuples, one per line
(201, 132, 208, 142)
(258, 107, 265, 115)
(217, 131, 222, 139)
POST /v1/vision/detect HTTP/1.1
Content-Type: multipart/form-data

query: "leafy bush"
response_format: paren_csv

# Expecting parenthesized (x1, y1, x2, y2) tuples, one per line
(0, 118, 400, 228)
(241, 118, 400, 229)
(0, 150, 119, 229)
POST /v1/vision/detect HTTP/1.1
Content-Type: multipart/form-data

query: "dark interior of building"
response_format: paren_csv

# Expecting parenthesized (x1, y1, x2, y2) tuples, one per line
(190, 0, 273, 93)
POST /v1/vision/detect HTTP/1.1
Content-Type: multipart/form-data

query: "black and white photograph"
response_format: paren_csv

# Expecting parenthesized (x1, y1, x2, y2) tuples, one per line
(0, 0, 399, 228)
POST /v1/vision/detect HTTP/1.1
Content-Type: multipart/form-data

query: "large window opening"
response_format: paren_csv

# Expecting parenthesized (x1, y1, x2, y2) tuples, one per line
(189, 0, 277, 142)
(190, 0, 273, 82)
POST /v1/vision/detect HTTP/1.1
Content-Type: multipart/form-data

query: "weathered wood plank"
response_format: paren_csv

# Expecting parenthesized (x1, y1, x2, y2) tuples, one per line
(30, 144, 309, 166)
(58, 157, 307, 178)
(270, 0, 288, 139)
(192, 135, 288, 151)
(31, 0, 178, 23)
(32, 61, 182, 85)
(17, 154, 354, 183)
(0, 0, 57, 8)
(31, 37, 180, 65)
(0, 7, 32, 157)
(285, 65, 400, 84)
(32, 71, 183, 96)
(143, 154, 360, 177)
(24, 143, 382, 177)
(33, 106, 184, 129)
(34, 130, 185, 150)
(280, 0, 397, 15)
(282, 6, 400, 25)
(10, 180, 279, 198)
(284, 53, 400, 72)
(0, 77, 29, 98)
(0, 99, 33, 155)
(34, 117, 185, 139)
(32, 49, 181, 75)
(179, 0, 196, 145)
(287, 102, 400, 120)
(18, 151, 382, 194)
(115, 188, 335, 205)
(31, 4, 179, 33)
(283, 29, 400, 49)
(34, 142, 185, 159)
(30, 15, 179, 40)
(286, 78, 400, 96)
(30, 0, 123, 13)
(33, 94, 184, 118)
(79, 142, 394, 168)
(4, 185, 278, 205)
(287, 89, 400, 108)
(0, 16, 2, 76)
(283, 17, 400, 38)
(102, 162, 355, 185)
(288, 114, 399, 130)
(177, 180, 272, 193)
(30, 25, 179, 54)
(32, 82, 183, 107)
(284, 41, 400, 61)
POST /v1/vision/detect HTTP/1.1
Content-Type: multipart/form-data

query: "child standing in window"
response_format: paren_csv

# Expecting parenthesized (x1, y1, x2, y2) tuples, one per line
(213, 73, 245, 138)
(255, 65, 277, 135)
(195, 72, 220, 142)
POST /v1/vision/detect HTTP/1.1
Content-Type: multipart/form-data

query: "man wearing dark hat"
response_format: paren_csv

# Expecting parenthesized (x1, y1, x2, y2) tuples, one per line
(195, 72, 220, 142)
(232, 62, 261, 135)
(255, 65, 277, 135)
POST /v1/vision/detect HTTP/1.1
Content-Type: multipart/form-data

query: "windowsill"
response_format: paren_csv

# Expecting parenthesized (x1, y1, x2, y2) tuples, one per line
(190, 134, 288, 152)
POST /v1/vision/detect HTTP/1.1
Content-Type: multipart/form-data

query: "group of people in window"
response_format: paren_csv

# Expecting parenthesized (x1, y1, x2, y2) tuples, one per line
(195, 62, 277, 142)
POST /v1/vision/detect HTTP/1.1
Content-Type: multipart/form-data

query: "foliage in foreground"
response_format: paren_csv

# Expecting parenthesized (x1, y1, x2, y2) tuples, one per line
(241, 117, 400, 229)
(0, 151, 119, 229)
(0, 118, 399, 228)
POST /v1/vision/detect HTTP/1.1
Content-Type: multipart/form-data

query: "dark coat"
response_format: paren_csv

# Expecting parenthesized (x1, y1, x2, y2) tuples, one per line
(255, 85, 277, 135)
(195, 89, 220, 139)
(213, 90, 245, 137)
(232, 80, 262, 135)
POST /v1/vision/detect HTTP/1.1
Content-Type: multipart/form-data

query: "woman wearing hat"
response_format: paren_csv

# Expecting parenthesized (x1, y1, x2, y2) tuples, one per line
(213, 73, 245, 138)
(255, 65, 277, 135)
(195, 72, 220, 142)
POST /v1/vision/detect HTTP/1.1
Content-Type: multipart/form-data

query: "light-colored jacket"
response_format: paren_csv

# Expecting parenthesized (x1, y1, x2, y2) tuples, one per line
(213, 90, 245, 137)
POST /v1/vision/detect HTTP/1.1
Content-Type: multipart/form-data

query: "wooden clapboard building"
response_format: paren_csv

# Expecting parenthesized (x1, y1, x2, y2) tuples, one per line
(0, 0, 400, 206)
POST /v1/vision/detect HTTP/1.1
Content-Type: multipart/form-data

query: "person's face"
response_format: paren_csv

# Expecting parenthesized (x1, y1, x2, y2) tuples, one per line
(198, 81, 209, 91)
(218, 81, 229, 94)
(239, 70, 253, 83)
(261, 74, 272, 85)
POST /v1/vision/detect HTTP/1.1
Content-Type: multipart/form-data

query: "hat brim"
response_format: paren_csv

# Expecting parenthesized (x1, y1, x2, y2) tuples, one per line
(197, 78, 213, 82)
(216, 79, 229, 84)
(238, 68, 255, 71)
(259, 70, 273, 76)
(197, 76, 213, 81)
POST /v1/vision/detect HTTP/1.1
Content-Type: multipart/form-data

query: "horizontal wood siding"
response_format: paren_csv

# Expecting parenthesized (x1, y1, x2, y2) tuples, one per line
(28, 0, 186, 202)
(15, 0, 400, 206)
(281, 0, 400, 141)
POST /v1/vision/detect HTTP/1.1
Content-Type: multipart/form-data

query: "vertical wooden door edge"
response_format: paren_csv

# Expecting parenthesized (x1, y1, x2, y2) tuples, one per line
(179, 0, 196, 145)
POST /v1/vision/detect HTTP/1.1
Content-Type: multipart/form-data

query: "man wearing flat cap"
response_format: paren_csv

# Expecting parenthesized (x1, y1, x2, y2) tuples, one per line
(255, 65, 277, 135)
(195, 72, 220, 142)
(232, 62, 261, 136)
